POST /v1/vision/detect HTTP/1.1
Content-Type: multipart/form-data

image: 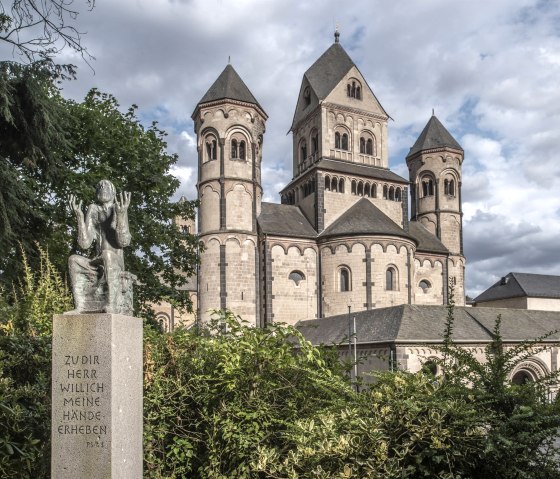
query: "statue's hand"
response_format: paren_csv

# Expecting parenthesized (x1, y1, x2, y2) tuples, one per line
(114, 192, 131, 215)
(69, 194, 83, 219)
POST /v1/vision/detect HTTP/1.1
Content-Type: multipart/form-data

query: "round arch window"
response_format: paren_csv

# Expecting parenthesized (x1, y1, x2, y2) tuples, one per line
(511, 370, 534, 385)
(289, 270, 305, 286)
(419, 280, 431, 293)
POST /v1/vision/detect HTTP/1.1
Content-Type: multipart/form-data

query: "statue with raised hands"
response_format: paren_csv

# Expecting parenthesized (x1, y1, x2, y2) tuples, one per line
(67, 180, 136, 315)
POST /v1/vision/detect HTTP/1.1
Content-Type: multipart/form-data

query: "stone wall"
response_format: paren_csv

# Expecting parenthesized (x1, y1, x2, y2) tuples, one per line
(269, 243, 318, 324)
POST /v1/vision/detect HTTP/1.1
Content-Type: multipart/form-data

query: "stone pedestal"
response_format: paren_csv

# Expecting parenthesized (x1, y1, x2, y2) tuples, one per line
(51, 314, 143, 479)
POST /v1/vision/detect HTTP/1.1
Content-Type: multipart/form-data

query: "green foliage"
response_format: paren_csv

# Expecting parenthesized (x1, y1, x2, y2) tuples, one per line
(0, 247, 72, 478)
(143, 310, 353, 478)
(437, 302, 560, 479)
(144, 311, 487, 478)
(0, 66, 199, 315)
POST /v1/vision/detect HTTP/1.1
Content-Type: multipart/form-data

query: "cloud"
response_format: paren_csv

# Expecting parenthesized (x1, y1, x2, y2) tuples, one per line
(9, 0, 558, 299)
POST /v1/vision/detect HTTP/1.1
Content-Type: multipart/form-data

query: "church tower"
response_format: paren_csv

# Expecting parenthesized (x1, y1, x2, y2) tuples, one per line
(406, 114, 466, 304)
(192, 64, 267, 324)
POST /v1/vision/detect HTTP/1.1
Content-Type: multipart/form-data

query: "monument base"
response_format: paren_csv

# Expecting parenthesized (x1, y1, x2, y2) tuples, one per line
(51, 313, 142, 479)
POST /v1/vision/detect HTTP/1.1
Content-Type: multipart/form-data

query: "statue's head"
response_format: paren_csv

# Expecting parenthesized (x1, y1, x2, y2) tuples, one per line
(96, 180, 116, 204)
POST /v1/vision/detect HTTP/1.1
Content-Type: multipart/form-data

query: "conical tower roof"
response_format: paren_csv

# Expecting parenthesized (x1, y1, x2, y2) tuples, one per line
(407, 114, 462, 157)
(193, 64, 265, 116)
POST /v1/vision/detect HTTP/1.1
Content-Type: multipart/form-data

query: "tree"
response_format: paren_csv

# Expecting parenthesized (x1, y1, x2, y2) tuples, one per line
(0, 81, 199, 315)
(1, 0, 94, 72)
(56, 89, 199, 315)
(437, 306, 560, 479)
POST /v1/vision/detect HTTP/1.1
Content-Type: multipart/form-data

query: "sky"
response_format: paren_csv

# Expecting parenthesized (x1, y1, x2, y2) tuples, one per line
(5, 0, 560, 298)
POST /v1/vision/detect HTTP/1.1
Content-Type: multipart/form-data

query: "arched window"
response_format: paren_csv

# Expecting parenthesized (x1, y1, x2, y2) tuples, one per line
(339, 267, 351, 292)
(511, 370, 533, 385)
(239, 140, 246, 160)
(205, 136, 217, 161)
(351, 180, 357, 195)
(303, 87, 311, 107)
(395, 187, 402, 202)
(332, 177, 338, 193)
(338, 178, 345, 193)
(289, 270, 305, 286)
(341, 133, 349, 151)
(444, 178, 456, 196)
(231, 139, 238, 159)
(300, 140, 307, 162)
(421, 177, 434, 197)
(389, 186, 395, 201)
(386, 267, 397, 290)
(325, 176, 331, 191)
(419, 279, 431, 293)
(347, 80, 362, 99)
(335, 132, 341, 149)
(357, 181, 364, 196)
(372, 184, 377, 198)
(383, 185, 388, 199)
(366, 138, 373, 155)
(360, 137, 366, 154)
(364, 183, 371, 197)
(422, 360, 438, 377)
(311, 132, 319, 154)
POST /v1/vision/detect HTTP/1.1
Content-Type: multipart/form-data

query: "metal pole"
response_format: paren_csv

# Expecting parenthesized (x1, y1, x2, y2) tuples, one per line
(353, 315, 358, 384)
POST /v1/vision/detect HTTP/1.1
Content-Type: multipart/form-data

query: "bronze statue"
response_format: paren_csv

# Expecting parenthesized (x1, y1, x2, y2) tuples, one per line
(66, 180, 135, 315)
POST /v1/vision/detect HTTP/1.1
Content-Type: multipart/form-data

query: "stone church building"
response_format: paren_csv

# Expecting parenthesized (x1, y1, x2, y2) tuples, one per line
(194, 33, 465, 327)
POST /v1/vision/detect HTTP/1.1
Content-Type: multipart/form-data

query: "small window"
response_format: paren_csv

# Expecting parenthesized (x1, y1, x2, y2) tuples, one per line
(419, 280, 431, 293)
(395, 188, 402, 202)
(444, 178, 456, 197)
(347, 80, 362, 100)
(338, 178, 345, 193)
(303, 87, 311, 107)
(341, 133, 349, 151)
(389, 186, 395, 201)
(364, 183, 371, 197)
(289, 270, 305, 286)
(339, 267, 351, 292)
(325, 176, 331, 191)
(205, 137, 217, 161)
(366, 138, 373, 155)
(335, 132, 341, 149)
(311, 133, 319, 154)
(239, 140, 246, 160)
(351, 180, 357, 195)
(386, 267, 397, 291)
(357, 181, 364, 196)
(383, 185, 388, 199)
(421, 178, 434, 197)
(300, 140, 307, 162)
(181, 224, 190, 234)
(360, 137, 366, 154)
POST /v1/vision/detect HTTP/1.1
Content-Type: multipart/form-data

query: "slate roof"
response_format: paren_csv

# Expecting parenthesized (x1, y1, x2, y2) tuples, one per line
(296, 305, 560, 345)
(407, 115, 463, 157)
(305, 43, 356, 101)
(475, 272, 560, 303)
(319, 198, 411, 240)
(408, 221, 448, 254)
(194, 64, 264, 113)
(258, 202, 317, 239)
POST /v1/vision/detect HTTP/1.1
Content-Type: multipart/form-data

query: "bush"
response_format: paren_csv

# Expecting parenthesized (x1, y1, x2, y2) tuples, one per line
(0, 248, 72, 478)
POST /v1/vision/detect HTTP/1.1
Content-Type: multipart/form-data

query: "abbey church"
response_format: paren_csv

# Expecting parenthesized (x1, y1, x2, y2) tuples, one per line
(193, 32, 465, 327)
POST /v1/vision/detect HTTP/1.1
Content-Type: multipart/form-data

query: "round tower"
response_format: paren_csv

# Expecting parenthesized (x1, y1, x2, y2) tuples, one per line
(192, 64, 267, 324)
(406, 113, 465, 305)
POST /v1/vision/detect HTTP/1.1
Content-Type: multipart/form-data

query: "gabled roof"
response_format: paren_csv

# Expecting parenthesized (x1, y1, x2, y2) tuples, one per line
(258, 202, 317, 239)
(194, 64, 264, 114)
(290, 42, 389, 130)
(319, 198, 412, 240)
(407, 114, 463, 157)
(296, 305, 560, 345)
(408, 221, 448, 254)
(305, 43, 356, 101)
(475, 272, 560, 303)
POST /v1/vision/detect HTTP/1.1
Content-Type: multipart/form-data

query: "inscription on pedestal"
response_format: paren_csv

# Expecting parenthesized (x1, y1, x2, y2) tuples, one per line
(56, 355, 108, 443)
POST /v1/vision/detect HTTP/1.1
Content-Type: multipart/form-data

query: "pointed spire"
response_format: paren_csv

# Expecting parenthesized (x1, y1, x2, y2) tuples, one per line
(407, 114, 463, 157)
(334, 24, 340, 43)
(196, 64, 261, 108)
